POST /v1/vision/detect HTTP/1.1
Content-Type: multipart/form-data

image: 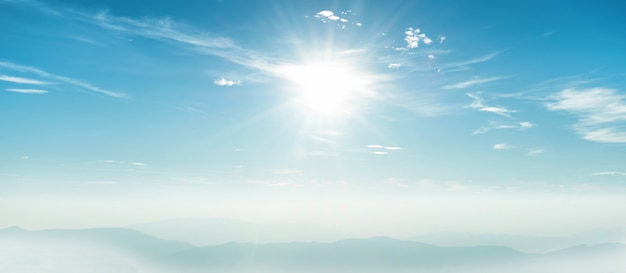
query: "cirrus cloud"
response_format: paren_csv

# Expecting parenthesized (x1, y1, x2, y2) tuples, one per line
(546, 88, 626, 143)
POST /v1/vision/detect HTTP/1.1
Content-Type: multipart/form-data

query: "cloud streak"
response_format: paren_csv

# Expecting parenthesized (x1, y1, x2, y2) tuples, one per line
(407, 51, 503, 73)
(0, 75, 50, 85)
(546, 88, 626, 143)
(443, 76, 507, 89)
(5, 88, 48, 94)
(77, 9, 282, 73)
(467, 93, 516, 117)
(0, 61, 127, 98)
(473, 121, 534, 135)
(593, 171, 626, 176)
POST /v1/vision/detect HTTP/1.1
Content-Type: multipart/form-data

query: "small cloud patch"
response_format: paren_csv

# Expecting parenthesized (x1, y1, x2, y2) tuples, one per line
(6, 88, 48, 94)
(493, 143, 512, 150)
(214, 78, 241, 86)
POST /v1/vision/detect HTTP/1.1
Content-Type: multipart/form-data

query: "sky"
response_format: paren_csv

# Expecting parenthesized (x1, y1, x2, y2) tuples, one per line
(1, 0, 626, 236)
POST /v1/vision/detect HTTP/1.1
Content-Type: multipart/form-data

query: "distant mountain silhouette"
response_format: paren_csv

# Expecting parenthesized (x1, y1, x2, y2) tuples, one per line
(547, 242, 626, 257)
(0, 226, 193, 259)
(410, 228, 626, 253)
(2, 227, 624, 273)
(161, 236, 527, 271)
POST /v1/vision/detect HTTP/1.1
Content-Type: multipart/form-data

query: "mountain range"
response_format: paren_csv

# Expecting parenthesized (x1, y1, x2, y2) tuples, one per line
(1, 225, 625, 273)
(410, 228, 626, 253)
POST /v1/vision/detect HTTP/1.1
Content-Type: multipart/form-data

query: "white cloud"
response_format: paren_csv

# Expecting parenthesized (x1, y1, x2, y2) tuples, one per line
(373, 151, 388, 155)
(366, 145, 384, 148)
(5, 88, 48, 94)
(401, 27, 432, 49)
(519, 121, 534, 129)
(467, 93, 516, 118)
(103, 160, 147, 167)
(527, 149, 545, 156)
(367, 145, 401, 151)
(593, 171, 626, 176)
(0, 75, 49, 85)
(387, 63, 402, 69)
(443, 76, 507, 89)
(493, 143, 512, 150)
(427, 54, 435, 60)
(214, 78, 241, 86)
(439, 36, 447, 44)
(316, 10, 334, 17)
(473, 121, 535, 135)
(314, 10, 351, 25)
(546, 88, 626, 143)
(0, 61, 126, 98)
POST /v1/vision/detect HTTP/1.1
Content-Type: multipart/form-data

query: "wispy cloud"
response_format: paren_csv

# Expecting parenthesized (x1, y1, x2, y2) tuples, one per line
(67, 9, 276, 73)
(103, 160, 148, 166)
(443, 76, 507, 89)
(312, 10, 361, 28)
(593, 171, 626, 176)
(546, 88, 626, 143)
(87, 10, 234, 49)
(9, 1, 277, 76)
(366, 145, 402, 153)
(5, 88, 48, 94)
(527, 149, 545, 156)
(0, 61, 127, 98)
(493, 143, 512, 150)
(408, 51, 503, 73)
(367, 145, 383, 148)
(467, 93, 516, 117)
(0, 75, 50, 85)
(214, 78, 241, 86)
(473, 121, 534, 135)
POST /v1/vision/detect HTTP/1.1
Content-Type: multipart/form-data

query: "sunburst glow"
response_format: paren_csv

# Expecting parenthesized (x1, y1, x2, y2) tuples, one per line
(280, 59, 373, 116)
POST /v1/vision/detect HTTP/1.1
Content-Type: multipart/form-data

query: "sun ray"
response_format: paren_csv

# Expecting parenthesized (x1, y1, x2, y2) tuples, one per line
(278, 56, 375, 118)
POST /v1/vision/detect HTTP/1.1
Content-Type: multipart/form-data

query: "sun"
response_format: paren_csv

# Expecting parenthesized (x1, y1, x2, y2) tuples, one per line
(280, 59, 373, 117)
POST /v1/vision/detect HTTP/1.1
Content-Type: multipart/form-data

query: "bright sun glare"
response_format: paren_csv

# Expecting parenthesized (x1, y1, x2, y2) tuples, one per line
(282, 60, 372, 116)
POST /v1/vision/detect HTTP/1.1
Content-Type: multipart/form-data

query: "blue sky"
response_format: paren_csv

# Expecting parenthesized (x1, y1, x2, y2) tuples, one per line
(1, 0, 626, 234)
